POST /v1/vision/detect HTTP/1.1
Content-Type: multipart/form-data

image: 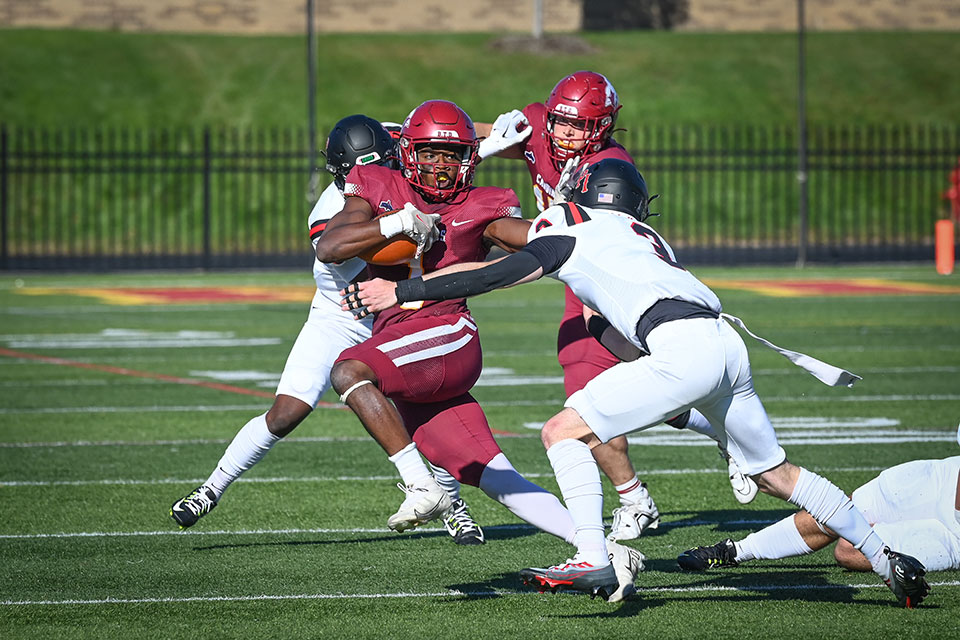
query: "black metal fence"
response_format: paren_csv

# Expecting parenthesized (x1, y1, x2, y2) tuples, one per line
(1, 123, 957, 270)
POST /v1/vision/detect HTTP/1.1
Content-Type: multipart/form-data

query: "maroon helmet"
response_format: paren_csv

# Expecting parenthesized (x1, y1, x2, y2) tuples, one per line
(544, 71, 621, 165)
(398, 100, 479, 200)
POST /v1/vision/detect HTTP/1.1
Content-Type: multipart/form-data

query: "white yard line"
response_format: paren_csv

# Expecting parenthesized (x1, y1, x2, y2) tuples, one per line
(2, 580, 957, 607)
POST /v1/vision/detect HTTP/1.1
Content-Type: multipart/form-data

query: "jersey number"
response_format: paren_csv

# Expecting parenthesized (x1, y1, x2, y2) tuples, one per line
(631, 223, 684, 270)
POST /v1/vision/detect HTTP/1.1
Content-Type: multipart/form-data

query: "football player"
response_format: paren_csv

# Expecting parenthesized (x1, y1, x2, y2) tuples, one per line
(169, 114, 485, 545)
(476, 71, 757, 542)
(342, 158, 931, 608)
(317, 101, 644, 601)
(678, 456, 960, 579)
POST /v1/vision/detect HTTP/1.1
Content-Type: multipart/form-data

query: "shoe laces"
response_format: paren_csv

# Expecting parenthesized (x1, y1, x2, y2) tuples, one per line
(444, 499, 480, 533)
(181, 487, 215, 516)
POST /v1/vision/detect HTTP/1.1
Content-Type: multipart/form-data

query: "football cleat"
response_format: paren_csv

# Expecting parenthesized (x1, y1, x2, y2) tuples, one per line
(170, 485, 218, 529)
(442, 498, 485, 546)
(606, 541, 645, 602)
(607, 490, 660, 542)
(882, 548, 930, 608)
(677, 538, 739, 571)
(387, 480, 453, 533)
(520, 557, 620, 601)
(720, 447, 758, 504)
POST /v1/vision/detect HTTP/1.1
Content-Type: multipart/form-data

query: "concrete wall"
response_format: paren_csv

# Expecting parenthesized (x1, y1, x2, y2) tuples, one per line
(2, 0, 959, 34)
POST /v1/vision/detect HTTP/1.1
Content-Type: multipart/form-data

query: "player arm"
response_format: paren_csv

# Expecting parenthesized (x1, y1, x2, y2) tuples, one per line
(483, 217, 532, 253)
(342, 236, 576, 317)
(314, 196, 380, 263)
(582, 306, 643, 362)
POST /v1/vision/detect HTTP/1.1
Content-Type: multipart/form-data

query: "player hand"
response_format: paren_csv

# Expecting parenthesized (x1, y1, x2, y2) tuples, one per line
(478, 109, 531, 159)
(553, 155, 582, 203)
(340, 279, 397, 319)
(396, 202, 441, 259)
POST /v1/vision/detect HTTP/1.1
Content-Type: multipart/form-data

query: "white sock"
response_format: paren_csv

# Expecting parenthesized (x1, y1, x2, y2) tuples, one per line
(684, 409, 721, 441)
(547, 439, 608, 566)
(430, 464, 461, 500)
(479, 453, 576, 544)
(735, 514, 814, 563)
(205, 413, 280, 500)
(387, 442, 432, 487)
(789, 467, 887, 575)
(614, 476, 649, 506)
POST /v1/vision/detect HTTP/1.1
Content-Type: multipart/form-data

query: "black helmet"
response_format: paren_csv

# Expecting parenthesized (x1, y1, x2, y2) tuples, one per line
(569, 158, 652, 222)
(323, 115, 396, 190)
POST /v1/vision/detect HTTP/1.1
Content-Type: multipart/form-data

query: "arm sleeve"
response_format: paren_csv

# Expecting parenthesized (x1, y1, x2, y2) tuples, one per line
(587, 315, 645, 362)
(395, 235, 575, 304)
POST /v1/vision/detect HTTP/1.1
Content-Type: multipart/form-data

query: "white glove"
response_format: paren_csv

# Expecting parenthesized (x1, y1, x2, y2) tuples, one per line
(553, 155, 582, 203)
(478, 109, 532, 159)
(379, 202, 441, 259)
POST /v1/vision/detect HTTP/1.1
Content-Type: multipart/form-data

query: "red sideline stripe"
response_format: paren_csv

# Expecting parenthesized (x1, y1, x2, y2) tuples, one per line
(0, 347, 342, 408)
(568, 203, 586, 225)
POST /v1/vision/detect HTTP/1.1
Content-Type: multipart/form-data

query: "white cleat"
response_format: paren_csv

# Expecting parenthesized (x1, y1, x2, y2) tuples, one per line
(387, 479, 453, 532)
(606, 541, 645, 603)
(607, 491, 660, 542)
(721, 449, 758, 504)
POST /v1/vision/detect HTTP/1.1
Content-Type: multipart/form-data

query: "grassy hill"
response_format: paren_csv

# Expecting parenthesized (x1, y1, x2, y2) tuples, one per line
(2, 29, 959, 129)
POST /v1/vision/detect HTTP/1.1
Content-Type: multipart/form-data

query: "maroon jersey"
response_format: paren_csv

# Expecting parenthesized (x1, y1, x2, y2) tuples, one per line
(344, 164, 522, 333)
(520, 102, 634, 212)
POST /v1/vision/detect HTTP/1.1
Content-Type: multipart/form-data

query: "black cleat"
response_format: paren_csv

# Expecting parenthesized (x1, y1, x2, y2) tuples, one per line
(677, 538, 739, 571)
(442, 498, 485, 546)
(170, 485, 218, 529)
(883, 548, 930, 608)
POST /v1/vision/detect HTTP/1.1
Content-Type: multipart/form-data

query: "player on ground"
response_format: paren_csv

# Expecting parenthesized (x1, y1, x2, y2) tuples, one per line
(476, 71, 757, 540)
(316, 101, 644, 601)
(678, 455, 960, 578)
(342, 158, 931, 608)
(169, 114, 484, 545)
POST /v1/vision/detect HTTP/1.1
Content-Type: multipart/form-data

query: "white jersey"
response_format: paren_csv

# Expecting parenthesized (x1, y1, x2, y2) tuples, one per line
(308, 182, 367, 310)
(528, 204, 721, 351)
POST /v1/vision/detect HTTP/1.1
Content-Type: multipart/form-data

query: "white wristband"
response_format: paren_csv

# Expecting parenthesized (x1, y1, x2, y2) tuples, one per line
(379, 214, 404, 238)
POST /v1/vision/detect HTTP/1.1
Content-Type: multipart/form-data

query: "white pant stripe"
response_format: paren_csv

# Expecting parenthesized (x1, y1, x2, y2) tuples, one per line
(375, 316, 476, 354)
(390, 333, 474, 367)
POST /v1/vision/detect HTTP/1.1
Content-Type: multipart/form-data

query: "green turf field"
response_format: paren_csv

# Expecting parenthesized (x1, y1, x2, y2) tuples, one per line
(1, 265, 958, 638)
(2, 30, 959, 128)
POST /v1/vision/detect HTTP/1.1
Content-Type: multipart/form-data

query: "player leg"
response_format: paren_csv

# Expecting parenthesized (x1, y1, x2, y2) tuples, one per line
(699, 318, 930, 607)
(332, 314, 484, 531)
(835, 519, 960, 572)
(170, 309, 368, 528)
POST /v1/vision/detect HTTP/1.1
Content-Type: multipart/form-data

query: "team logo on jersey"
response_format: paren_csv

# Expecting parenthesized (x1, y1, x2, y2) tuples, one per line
(535, 219, 553, 232)
(524, 150, 536, 164)
(378, 200, 394, 212)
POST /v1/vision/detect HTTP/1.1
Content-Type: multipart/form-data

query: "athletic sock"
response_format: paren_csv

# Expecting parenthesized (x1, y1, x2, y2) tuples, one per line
(430, 464, 461, 501)
(734, 514, 814, 563)
(788, 467, 888, 576)
(614, 476, 649, 506)
(479, 453, 576, 544)
(387, 442, 433, 488)
(205, 413, 280, 499)
(547, 439, 608, 566)
(684, 409, 721, 441)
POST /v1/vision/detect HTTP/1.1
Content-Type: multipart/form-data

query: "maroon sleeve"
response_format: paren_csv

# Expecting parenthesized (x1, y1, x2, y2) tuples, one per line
(589, 142, 635, 165)
(343, 164, 390, 212)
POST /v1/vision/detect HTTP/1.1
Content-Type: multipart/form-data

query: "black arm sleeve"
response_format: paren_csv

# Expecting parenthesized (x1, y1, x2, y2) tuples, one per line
(394, 236, 575, 304)
(587, 315, 645, 362)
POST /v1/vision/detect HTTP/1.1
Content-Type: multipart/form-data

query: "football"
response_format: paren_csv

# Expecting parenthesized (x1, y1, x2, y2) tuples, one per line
(358, 211, 418, 266)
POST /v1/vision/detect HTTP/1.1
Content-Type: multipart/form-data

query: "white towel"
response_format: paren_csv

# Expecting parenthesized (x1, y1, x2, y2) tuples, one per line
(720, 313, 861, 388)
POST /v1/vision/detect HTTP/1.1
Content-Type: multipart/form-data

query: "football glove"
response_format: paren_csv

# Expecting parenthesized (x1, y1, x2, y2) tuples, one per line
(392, 202, 441, 259)
(478, 109, 532, 159)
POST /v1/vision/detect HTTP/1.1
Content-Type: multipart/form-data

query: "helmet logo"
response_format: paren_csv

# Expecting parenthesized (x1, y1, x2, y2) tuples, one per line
(554, 103, 578, 116)
(357, 152, 381, 165)
(597, 192, 614, 203)
(433, 129, 460, 138)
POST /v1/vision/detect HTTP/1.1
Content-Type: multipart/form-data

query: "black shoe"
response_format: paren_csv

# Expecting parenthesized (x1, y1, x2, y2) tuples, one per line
(883, 548, 930, 608)
(442, 498, 485, 545)
(170, 485, 218, 529)
(677, 538, 739, 571)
